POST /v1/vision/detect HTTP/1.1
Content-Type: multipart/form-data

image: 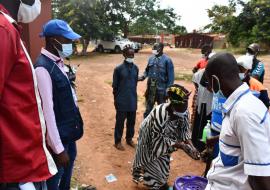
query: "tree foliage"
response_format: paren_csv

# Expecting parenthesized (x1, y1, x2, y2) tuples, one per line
(206, 0, 270, 47)
(204, 3, 236, 33)
(52, 0, 187, 40)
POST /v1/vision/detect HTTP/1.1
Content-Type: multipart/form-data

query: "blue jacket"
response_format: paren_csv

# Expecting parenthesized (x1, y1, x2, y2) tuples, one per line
(35, 55, 83, 144)
(251, 57, 265, 83)
(143, 54, 174, 90)
(112, 61, 139, 111)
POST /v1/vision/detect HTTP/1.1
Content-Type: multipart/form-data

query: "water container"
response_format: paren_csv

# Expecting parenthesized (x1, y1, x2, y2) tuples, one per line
(174, 175, 208, 190)
(201, 120, 211, 143)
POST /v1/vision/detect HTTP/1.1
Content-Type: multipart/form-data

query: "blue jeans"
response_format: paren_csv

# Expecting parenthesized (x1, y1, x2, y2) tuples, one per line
(144, 90, 166, 118)
(47, 142, 77, 190)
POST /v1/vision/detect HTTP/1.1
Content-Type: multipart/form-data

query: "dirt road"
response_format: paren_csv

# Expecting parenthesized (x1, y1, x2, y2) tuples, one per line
(71, 48, 270, 190)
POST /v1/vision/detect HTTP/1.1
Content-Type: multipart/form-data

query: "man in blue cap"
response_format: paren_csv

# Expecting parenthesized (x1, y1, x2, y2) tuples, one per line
(34, 19, 91, 190)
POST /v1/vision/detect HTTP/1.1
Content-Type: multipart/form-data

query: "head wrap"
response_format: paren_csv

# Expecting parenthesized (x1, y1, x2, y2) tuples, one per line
(167, 84, 191, 104)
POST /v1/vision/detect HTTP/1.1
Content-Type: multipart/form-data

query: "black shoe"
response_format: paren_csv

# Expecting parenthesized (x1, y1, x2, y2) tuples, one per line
(115, 143, 125, 151)
(126, 140, 136, 148)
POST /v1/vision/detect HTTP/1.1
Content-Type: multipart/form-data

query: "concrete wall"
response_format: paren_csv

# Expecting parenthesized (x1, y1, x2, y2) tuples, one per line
(21, 0, 52, 62)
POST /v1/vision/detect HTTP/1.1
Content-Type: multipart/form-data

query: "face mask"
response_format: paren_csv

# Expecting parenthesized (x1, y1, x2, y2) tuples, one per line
(246, 52, 255, 58)
(211, 75, 226, 98)
(17, 0, 41, 23)
(152, 50, 159, 55)
(173, 109, 188, 118)
(126, 58, 134, 63)
(57, 44, 73, 58)
(239, 73, 245, 80)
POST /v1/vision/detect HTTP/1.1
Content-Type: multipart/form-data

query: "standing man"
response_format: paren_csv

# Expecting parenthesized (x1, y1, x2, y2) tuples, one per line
(192, 44, 213, 73)
(35, 19, 84, 190)
(139, 43, 174, 118)
(205, 52, 270, 190)
(112, 46, 139, 151)
(246, 43, 265, 83)
(0, 0, 57, 189)
(191, 68, 213, 152)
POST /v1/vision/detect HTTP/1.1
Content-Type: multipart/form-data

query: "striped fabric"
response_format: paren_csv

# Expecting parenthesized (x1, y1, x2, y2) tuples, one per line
(132, 103, 191, 189)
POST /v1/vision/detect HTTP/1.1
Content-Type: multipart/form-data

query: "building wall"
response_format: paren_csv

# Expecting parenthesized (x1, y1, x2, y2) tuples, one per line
(21, 0, 52, 62)
(175, 33, 214, 49)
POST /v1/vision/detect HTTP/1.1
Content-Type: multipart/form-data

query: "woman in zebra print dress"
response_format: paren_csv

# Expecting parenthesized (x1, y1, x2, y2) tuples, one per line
(132, 84, 199, 190)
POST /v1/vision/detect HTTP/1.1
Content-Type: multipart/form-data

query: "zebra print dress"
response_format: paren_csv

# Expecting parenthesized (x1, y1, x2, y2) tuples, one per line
(132, 103, 191, 189)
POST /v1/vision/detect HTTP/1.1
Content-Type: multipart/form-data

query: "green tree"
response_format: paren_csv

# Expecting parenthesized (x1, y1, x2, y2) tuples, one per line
(206, 0, 270, 47)
(130, 1, 186, 35)
(52, 0, 186, 53)
(204, 2, 236, 33)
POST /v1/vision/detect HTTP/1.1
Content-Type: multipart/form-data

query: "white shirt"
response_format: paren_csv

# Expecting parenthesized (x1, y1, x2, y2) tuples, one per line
(206, 83, 270, 190)
(192, 69, 213, 115)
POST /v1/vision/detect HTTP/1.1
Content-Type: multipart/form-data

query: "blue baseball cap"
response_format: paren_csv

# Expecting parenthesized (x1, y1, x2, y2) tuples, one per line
(40, 19, 81, 40)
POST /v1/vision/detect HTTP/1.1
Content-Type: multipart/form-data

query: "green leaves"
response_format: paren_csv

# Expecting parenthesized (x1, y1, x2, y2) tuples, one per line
(52, 0, 186, 40)
(206, 0, 270, 47)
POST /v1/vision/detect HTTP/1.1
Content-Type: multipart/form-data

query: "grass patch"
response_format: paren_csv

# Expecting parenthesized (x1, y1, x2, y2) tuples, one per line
(77, 99, 85, 103)
(175, 72, 193, 82)
(105, 80, 112, 86)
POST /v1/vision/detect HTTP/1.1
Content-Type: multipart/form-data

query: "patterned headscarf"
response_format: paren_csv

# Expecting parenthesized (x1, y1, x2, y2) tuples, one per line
(167, 84, 191, 104)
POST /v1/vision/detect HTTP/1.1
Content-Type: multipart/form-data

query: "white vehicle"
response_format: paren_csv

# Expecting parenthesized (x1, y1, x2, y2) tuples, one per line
(122, 38, 142, 53)
(96, 36, 133, 53)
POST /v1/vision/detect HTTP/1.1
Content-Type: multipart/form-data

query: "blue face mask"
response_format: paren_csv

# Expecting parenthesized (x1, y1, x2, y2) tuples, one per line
(211, 75, 226, 99)
(58, 44, 73, 58)
(54, 39, 73, 58)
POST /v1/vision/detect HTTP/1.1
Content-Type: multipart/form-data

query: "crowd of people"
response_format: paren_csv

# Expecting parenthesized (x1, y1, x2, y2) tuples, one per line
(1, 1, 270, 190)
(190, 44, 270, 190)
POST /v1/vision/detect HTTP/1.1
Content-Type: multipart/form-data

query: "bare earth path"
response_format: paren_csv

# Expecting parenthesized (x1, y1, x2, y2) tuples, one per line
(71, 48, 270, 190)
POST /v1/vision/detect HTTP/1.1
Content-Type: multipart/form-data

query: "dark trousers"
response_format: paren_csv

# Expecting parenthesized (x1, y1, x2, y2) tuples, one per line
(144, 91, 166, 118)
(114, 111, 136, 144)
(191, 103, 211, 152)
(47, 142, 77, 190)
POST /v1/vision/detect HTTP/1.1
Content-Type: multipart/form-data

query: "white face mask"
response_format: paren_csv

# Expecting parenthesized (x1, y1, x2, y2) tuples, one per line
(17, 0, 41, 23)
(126, 58, 134, 63)
(239, 73, 245, 80)
(173, 110, 188, 118)
(152, 50, 159, 55)
(246, 52, 255, 58)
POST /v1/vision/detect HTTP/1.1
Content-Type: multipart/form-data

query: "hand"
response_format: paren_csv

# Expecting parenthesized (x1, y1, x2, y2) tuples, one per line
(182, 140, 200, 160)
(172, 141, 183, 149)
(55, 150, 70, 167)
(206, 136, 219, 148)
(190, 147, 200, 160)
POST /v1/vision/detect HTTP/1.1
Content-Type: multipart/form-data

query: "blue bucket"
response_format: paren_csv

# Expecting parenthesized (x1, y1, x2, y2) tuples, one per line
(174, 175, 208, 190)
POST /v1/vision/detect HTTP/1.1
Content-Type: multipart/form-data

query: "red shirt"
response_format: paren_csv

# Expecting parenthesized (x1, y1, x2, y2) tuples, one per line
(195, 58, 208, 69)
(0, 6, 56, 182)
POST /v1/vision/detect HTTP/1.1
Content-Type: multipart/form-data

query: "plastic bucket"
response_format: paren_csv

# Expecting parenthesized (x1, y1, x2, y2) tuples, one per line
(173, 175, 208, 190)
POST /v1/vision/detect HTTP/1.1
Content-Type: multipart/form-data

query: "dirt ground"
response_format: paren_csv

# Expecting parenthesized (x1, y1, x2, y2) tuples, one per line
(70, 48, 270, 190)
